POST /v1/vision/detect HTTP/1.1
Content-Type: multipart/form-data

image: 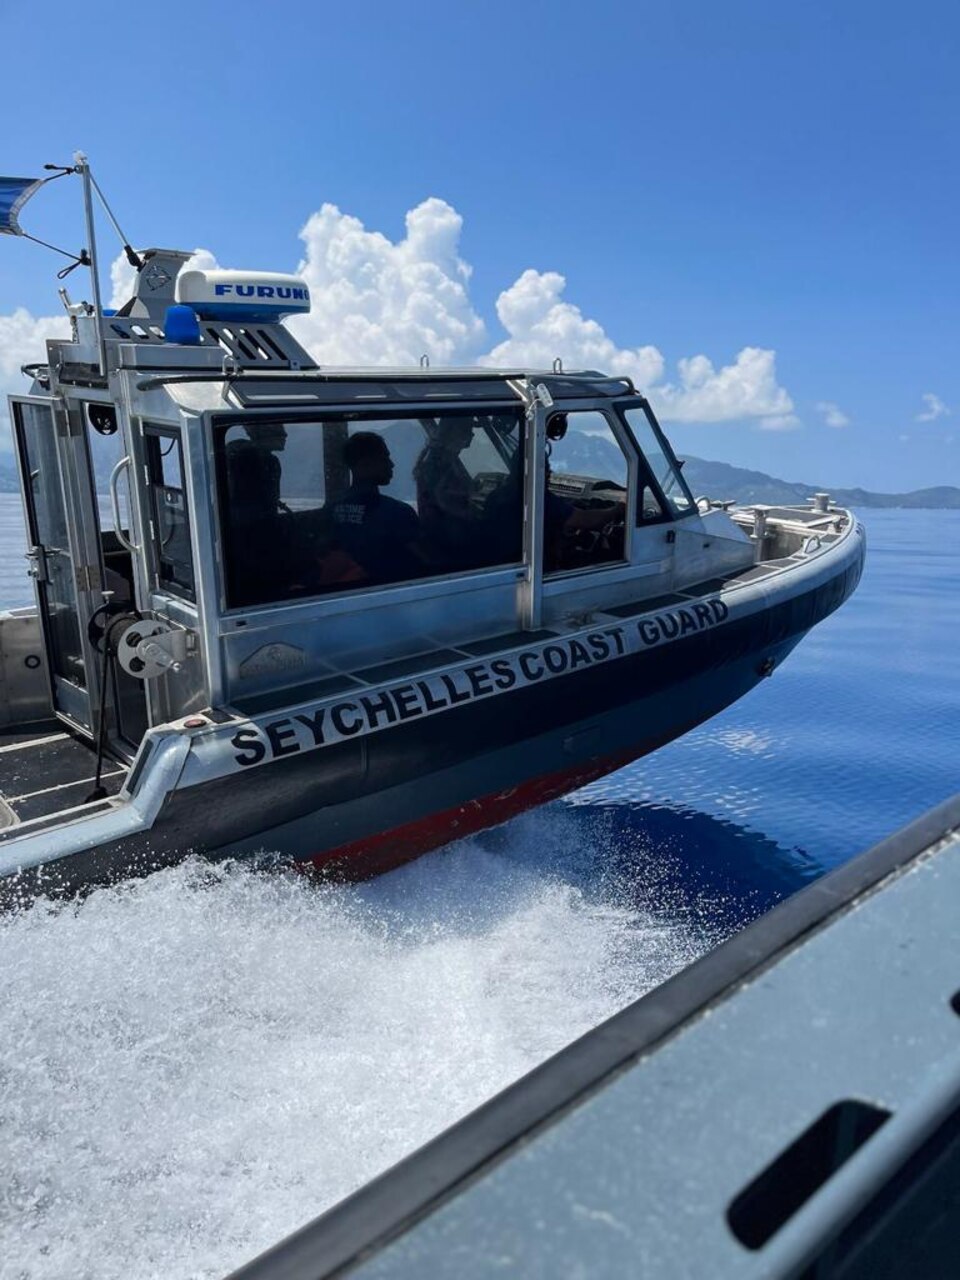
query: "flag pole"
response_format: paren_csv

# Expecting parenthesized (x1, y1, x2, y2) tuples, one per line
(74, 151, 107, 379)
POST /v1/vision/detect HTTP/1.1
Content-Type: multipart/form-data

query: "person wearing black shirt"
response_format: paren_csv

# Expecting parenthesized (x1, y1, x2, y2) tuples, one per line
(330, 432, 423, 584)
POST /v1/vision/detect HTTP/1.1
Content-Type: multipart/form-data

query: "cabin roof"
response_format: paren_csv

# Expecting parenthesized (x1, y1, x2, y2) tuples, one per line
(142, 366, 641, 414)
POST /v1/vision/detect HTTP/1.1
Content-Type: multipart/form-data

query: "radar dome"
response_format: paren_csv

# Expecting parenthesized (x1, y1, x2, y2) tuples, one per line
(176, 270, 311, 323)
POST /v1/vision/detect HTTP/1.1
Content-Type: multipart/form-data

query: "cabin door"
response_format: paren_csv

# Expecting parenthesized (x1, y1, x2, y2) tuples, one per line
(11, 397, 98, 735)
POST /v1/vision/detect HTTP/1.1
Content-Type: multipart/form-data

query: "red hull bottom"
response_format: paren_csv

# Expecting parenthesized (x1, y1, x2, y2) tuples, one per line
(299, 746, 641, 882)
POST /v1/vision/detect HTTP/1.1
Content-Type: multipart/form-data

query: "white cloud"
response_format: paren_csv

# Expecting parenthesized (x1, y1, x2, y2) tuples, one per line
(481, 268, 665, 387)
(0, 307, 72, 447)
(109, 254, 137, 312)
(1, 198, 798, 446)
(288, 199, 486, 366)
(916, 392, 950, 422)
(481, 269, 793, 426)
(0, 250, 216, 447)
(656, 348, 795, 425)
(758, 413, 802, 432)
(814, 400, 849, 429)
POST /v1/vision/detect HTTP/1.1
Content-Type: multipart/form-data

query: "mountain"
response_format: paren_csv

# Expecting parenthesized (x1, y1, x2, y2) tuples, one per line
(556, 437, 959, 509)
(1, 440, 957, 509)
(678, 456, 960, 510)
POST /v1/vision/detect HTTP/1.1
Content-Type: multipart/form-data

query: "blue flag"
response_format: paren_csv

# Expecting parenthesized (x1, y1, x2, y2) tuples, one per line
(0, 175, 44, 236)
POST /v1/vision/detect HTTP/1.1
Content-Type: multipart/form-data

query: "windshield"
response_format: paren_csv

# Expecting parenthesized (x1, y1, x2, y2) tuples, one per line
(212, 409, 525, 609)
(621, 405, 695, 516)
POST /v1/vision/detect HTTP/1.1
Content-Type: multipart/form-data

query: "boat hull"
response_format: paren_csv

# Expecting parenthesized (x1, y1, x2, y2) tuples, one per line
(0, 528, 863, 903)
(294, 650, 791, 881)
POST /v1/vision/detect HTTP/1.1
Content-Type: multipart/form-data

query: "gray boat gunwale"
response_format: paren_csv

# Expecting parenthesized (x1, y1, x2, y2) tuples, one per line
(225, 793, 960, 1280)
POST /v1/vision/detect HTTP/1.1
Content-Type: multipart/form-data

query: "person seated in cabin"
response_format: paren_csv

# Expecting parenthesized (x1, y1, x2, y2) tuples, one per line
(543, 466, 624, 571)
(224, 422, 293, 604)
(542, 416, 623, 573)
(413, 418, 488, 569)
(475, 451, 525, 566)
(225, 422, 287, 522)
(328, 432, 424, 585)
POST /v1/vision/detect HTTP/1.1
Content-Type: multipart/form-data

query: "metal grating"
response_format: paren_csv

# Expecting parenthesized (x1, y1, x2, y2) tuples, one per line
(106, 317, 166, 343)
(105, 316, 316, 369)
(199, 322, 316, 369)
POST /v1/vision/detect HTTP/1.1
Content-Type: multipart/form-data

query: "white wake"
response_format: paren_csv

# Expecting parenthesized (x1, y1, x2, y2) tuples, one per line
(0, 809, 716, 1280)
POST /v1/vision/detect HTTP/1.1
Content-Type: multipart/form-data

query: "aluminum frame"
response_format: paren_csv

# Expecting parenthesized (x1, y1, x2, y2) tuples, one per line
(9, 395, 100, 735)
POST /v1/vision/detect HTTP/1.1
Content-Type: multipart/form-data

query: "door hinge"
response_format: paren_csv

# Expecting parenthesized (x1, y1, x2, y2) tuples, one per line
(75, 564, 103, 593)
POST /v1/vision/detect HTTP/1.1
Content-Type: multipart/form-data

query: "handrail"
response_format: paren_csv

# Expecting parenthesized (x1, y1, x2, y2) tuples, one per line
(108, 456, 140, 554)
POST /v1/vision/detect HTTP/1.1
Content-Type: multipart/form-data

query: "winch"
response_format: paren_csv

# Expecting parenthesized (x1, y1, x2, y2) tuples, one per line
(115, 620, 195, 679)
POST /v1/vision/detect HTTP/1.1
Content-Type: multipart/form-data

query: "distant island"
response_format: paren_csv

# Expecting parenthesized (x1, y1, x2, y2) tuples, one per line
(0, 446, 957, 509)
(678, 455, 960, 510)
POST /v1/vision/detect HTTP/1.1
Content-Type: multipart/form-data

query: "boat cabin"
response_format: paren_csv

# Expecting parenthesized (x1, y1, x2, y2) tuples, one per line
(3, 251, 757, 801)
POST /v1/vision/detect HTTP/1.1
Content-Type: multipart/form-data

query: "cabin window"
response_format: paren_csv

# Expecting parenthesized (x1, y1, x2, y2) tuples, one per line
(213, 410, 525, 609)
(621, 405, 695, 518)
(144, 427, 195, 599)
(543, 410, 629, 574)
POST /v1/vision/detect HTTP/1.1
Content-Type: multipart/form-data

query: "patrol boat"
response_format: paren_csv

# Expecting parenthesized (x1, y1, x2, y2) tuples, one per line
(0, 210, 864, 901)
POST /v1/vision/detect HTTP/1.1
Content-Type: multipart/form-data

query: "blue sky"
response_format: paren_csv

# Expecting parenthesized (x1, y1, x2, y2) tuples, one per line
(1, 0, 957, 491)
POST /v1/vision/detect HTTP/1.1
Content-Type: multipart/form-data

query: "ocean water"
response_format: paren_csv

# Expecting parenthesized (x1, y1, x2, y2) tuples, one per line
(0, 496, 958, 1280)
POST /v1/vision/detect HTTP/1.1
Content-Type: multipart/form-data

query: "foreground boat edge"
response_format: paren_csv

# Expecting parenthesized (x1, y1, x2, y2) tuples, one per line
(226, 791, 960, 1280)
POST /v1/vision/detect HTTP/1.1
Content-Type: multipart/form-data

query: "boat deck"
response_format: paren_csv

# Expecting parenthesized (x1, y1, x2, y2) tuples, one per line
(0, 725, 127, 830)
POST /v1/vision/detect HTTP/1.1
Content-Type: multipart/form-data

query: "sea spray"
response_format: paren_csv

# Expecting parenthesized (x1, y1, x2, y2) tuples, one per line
(0, 815, 711, 1280)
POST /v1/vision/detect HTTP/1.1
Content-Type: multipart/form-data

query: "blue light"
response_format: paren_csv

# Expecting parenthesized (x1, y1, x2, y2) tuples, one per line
(164, 304, 201, 345)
